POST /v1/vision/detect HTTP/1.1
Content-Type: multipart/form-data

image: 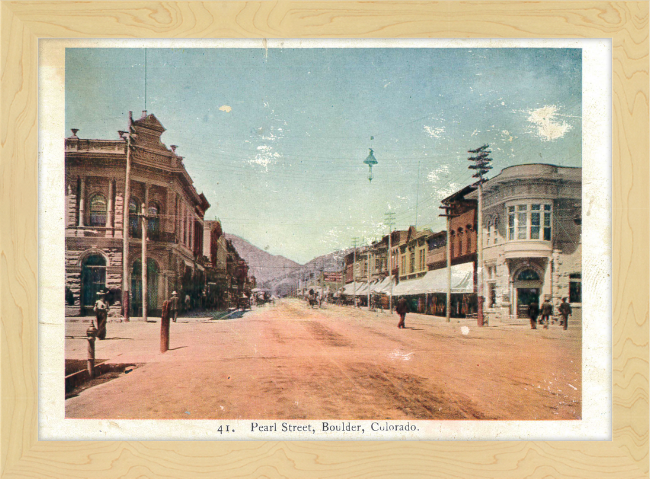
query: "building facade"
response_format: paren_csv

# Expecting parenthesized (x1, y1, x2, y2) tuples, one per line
(398, 226, 432, 281)
(65, 112, 210, 316)
(466, 164, 582, 320)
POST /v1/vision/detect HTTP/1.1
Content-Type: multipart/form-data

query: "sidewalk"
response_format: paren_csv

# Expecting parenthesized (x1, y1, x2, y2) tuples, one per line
(65, 313, 225, 365)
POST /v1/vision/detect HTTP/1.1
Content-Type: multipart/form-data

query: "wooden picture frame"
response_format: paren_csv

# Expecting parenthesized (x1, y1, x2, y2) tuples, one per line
(1, 2, 647, 478)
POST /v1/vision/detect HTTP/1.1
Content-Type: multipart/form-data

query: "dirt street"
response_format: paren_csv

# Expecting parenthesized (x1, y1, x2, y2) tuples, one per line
(66, 299, 581, 420)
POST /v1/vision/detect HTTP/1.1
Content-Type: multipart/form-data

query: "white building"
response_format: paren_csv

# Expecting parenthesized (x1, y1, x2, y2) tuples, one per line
(466, 164, 582, 321)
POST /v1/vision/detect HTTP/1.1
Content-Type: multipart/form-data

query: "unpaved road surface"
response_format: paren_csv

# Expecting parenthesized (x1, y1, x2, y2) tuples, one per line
(66, 299, 581, 420)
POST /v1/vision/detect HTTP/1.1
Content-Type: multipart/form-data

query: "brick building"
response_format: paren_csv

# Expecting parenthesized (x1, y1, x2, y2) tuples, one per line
(65, 111, 210, 316)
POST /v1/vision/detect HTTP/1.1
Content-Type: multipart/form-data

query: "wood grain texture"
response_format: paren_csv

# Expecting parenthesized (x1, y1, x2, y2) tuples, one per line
(1, 2, 647, 478)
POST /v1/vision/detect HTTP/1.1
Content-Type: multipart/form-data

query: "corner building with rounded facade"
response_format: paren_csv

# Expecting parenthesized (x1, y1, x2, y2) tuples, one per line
(465, 164, 582, 322)
(64, 112, 210, 316)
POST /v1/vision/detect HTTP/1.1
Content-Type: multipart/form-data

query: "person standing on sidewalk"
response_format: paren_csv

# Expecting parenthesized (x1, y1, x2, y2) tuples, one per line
(396, 297, 409, 329)
(93, 291, 109, 340)
(540, 298, 553, 329)
(170, 291, 179, 322)
(528, 299, 540, 329)
(558, 297, 572, 330)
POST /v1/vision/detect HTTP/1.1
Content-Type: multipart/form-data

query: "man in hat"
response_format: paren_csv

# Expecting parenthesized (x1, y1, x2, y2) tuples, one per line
(396, 296, 409, 329)
(540, 297, 553, 329)
(170, 291, 179, 322)
(93, 290, 109, 340)
(558, 297, 572, 330)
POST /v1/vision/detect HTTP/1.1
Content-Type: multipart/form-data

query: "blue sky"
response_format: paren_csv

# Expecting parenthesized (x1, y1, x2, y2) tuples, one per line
(66, 47, 581, 264)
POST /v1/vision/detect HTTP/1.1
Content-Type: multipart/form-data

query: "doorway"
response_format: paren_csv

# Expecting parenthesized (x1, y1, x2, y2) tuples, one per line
(131, 258, 159, 315)
(517, 288, 540, 318)
(81, 254, 106, 315)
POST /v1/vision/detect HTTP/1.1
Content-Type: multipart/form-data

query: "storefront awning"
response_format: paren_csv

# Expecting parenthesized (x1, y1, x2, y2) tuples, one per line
(392, 263, 475, 295)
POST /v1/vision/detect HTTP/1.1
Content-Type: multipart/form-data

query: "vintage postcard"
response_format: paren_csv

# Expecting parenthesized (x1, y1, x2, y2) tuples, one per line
(39, 38, 611, 441)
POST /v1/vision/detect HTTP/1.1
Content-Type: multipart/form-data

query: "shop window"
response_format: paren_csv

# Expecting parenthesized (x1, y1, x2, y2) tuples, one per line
(569, 273, 581, 303)
(89, 194, 107, 226)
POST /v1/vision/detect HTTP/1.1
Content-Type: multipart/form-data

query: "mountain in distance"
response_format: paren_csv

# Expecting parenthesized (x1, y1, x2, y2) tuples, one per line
(224, 234, 301, 286)
(224, 234, 349, 295)
(264, 248, 350, 296)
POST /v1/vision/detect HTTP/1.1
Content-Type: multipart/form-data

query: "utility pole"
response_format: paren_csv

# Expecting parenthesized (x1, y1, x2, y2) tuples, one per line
(415, 160, 420, 228)
(141, 202, 148, 321)
(384, 212, 396, 311)
(351, 237, 359, 307)
(367, 245, 371, 310)
(468, 144, 493, 327)
(120, 112, 135, 322)
(439, 205, 459, 322)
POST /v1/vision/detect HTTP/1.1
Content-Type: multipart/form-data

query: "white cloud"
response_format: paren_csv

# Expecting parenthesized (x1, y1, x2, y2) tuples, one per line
(527, 105, 573, 141)
(219, 105, 232, 113)
(423, 125, 445, 138)
(427, 164, 450, 184)
(249, 145, 280, 171)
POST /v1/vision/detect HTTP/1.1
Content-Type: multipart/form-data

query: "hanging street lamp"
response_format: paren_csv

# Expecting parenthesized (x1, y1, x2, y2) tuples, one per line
(363, 148, 378, 182)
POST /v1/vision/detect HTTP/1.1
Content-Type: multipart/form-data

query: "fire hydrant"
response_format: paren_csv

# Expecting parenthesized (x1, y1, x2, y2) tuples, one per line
(86, 325, 97, 379)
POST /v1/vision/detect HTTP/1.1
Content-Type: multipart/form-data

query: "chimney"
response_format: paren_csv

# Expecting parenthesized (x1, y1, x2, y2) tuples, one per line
(70, 129, 79, 138)
(141, 110, 147, 118)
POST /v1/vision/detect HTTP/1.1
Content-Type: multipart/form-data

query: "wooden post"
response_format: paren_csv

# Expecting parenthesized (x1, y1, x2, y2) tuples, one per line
(160, 299, 171, 353)
(86, 325, 96, 378)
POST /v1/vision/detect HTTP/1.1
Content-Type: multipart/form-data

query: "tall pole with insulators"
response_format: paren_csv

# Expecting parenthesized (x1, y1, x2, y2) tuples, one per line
(385, 212, 395, 311)
(468, 144, 493, 327)
(353, 239, 357, 307)
(439, 205, 459, 322)
(120, 112, 135, 321)
(141, 202, 148, 321)
(367, 245, 371, 310)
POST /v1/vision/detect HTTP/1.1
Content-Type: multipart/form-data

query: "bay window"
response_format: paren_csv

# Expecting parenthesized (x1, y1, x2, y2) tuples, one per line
(507, 202, 552, 241)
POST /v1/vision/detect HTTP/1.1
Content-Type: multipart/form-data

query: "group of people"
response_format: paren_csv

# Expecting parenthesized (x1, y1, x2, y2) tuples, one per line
(394, 295, 573, 331)
(528, 297, 572, 330)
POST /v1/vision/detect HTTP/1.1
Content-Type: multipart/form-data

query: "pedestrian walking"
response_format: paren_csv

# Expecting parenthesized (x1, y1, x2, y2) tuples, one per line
(93, 290, 109, 340)
(528, 299, 539, 329)
(558, 297, 572, 330)
(540, 298, 553, 329)
(170, 291, 179, 322)
(184, 293, 191, 312)
(396, 297, 409, 329)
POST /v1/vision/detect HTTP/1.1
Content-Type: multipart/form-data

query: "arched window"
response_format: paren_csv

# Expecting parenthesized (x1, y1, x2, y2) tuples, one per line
(516, 269, 540, 281)
(148, 202, 161, 240)
(457, 228, 463, 256)
(129, 197, 141, 238)
(89, 194, 107, 226)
